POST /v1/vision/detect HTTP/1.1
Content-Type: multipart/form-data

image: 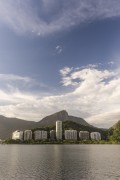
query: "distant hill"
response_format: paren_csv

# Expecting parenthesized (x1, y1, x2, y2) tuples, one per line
(0, 110, 105, 139)
(0, 115, 36, 139)
(37, 110, 91, 127)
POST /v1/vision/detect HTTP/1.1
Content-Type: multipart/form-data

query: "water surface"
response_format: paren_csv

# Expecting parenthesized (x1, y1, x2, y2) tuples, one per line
(0, 144, 120, 180)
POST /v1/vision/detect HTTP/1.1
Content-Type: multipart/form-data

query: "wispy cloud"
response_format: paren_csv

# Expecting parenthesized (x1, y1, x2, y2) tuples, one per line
(55, 45, 63, 54)
(0, 74, 31, 82)
(0, 73, 48, 93)
(0, 0, 120, 36)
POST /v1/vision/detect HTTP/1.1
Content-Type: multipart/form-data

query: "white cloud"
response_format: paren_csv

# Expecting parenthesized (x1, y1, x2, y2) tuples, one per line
(0, 0, 120, 36)
(0, 66, 120, 128)
(59, 66, 120, 127)
(60, 67, 73, 76)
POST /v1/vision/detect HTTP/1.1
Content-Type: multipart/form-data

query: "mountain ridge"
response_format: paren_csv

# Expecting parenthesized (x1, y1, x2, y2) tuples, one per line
(0, 110, 99, 139)
(37, 110, 91, 127)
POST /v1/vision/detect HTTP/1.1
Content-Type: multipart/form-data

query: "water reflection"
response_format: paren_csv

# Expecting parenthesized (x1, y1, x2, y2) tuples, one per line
(0, 145, 120, 180)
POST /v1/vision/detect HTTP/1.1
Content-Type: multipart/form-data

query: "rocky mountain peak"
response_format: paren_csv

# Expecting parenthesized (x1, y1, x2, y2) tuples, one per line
(54, 110, 68, 120)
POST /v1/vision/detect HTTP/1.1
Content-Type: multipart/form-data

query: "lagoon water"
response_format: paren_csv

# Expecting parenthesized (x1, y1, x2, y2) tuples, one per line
(0, 144, 120, 180)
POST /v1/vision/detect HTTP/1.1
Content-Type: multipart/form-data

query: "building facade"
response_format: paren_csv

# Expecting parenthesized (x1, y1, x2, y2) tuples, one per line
(56, 121, 62, 140)
(65, 130, 77, 140)
(34, 130, 47, 140)
(90, 132, 101, 140)
(12, 130, 23, 140)
(24, 130, 32, 141)
(79, 131, 89, 140)
(41, 130, 47, 140)
(50, 130, 56, 140)
(34, 130, 42, 140)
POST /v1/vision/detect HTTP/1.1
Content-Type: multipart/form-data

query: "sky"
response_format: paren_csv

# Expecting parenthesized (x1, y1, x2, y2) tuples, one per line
(0, 0, 120, 128)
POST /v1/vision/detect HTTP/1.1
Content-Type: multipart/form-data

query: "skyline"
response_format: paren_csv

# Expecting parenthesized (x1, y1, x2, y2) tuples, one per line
(0, 0, 120, 128)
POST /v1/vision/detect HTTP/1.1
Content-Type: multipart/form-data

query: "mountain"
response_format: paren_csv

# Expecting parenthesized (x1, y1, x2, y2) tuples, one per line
(0, 110, 100, 139)
(0, 115, 37, 140)
(37, 110, 91, 127)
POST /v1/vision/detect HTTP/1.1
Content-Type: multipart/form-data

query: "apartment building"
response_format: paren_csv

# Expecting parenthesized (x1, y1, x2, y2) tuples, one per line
(50, 130, 56, 140)
(12, 130, 23, 140)
(65, 130, 77, 140)
(34, 130, 47, 140)
(56, 121, 62, 140)
(24, 130, 32, 141)
(90, 132, 101, 140)
(79, 131, 89, 140)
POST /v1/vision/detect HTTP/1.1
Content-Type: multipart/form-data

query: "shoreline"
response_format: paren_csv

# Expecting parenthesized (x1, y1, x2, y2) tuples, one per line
(4, 140, 120, 145)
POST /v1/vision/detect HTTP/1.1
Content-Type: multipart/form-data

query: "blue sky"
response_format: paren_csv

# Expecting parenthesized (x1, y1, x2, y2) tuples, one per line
(0, 0, 120, 128)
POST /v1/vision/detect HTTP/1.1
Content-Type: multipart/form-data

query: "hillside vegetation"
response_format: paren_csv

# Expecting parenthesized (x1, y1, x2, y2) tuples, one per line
(107, 120, 120, 143)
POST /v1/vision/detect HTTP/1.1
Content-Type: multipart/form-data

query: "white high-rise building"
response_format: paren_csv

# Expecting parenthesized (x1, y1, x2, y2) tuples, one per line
(65, 130, 77, 140)
(79, 131, 89, 140)
(12, 130, 23, 140)
(24, 130, 32, 141)
(56, 121, 62, 140)
(34, 130, 47, 140)
(90, 132, 101, 140)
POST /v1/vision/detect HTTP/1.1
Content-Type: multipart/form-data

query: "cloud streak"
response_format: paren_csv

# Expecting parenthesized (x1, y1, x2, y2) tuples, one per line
(0, 0, 120, 36)
(0, 74, 31, 82)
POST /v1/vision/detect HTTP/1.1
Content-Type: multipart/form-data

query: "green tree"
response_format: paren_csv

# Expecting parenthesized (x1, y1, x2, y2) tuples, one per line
(109, 120, 120, 142)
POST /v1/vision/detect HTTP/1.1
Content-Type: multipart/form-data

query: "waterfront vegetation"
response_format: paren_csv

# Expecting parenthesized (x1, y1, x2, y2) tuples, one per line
(5, 139, 120, 145)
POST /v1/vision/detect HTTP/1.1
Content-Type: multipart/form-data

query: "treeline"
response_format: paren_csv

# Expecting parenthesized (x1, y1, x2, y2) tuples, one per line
(5, 139, 120, 145)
